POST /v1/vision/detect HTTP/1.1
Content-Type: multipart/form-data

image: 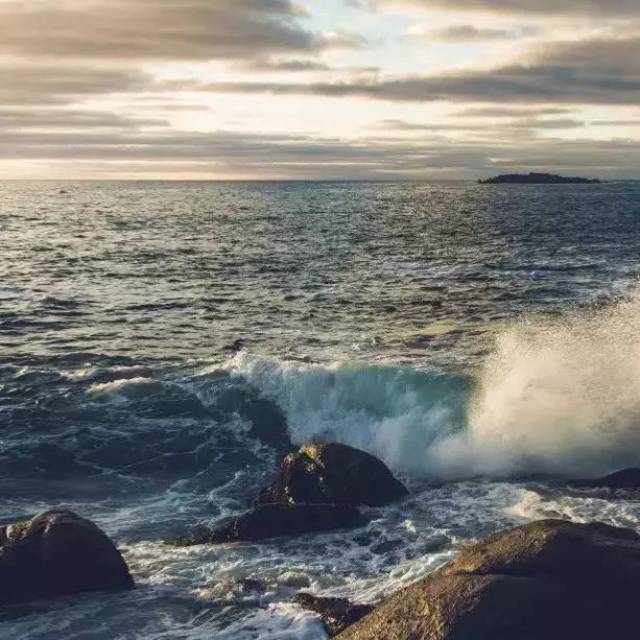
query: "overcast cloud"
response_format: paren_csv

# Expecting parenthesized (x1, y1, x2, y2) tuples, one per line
(1, 0, 638, 179)
(187, 36, 640, 105)
(0, 0, 340, 61)
(372, 0, 640, 16)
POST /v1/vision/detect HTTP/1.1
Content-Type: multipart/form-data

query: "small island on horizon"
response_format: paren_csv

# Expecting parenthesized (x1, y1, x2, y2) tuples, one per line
(479, 172, 601, 185)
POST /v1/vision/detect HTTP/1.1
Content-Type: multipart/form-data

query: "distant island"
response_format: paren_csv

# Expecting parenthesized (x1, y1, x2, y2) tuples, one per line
(479, 172, 601, 185)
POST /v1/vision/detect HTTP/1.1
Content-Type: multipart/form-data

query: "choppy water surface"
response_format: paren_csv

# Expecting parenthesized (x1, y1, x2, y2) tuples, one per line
(2, 180, 640, 638)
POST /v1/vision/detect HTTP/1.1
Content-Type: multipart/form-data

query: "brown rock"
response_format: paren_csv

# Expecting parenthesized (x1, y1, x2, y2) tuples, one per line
(177, 503, 367, 545)
(570, 467, 640, 490)
(294, 593, 374, 637)
(0, 510, 134, 606)
(258, 442, 408, 507)
(337, 519, 640, 640)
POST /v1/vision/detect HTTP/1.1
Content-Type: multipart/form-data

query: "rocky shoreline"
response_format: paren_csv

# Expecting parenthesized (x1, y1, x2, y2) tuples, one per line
(3, 444, 640, 639)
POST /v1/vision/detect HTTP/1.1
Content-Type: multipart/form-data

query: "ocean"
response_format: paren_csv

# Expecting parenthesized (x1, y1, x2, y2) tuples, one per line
(2, 180, 640, 638)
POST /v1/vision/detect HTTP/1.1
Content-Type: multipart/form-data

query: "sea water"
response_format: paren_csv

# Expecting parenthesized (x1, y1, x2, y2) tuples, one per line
(2, 180, 640, 638)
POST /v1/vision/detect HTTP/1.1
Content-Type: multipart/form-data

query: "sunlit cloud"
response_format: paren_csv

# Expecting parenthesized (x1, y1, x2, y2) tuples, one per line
(0, 0, 637, 178)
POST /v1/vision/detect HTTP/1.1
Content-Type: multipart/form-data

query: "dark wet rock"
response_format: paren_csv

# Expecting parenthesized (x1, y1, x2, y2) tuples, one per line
(0, 510, 134, 606)
(370, 539, 403, 555)
(570, 467, 640, 490)
(238, 578, 266, 594)
(352, 529, 383, 547)
(279, 572, 311, 588)
(404, 335, 436, 349)
(294, 593, 374, 637)
(258, 442, 408, 508)
(178, 503, 367, 545)
(337, 519, 640, 640)
(222, 338, 246, 353)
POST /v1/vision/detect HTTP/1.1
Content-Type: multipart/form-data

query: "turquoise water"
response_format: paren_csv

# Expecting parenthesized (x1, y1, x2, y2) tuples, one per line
(2, 180, 640, 638)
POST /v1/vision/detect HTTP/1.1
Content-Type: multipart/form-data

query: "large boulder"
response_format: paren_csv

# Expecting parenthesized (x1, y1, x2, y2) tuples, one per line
(258, 443, 408, 508)
(0, 510, 134, 606)
(570, 467, 640, 490)
(337, 519, 640, 640)
(178, 503, 367, 545)
(294, 593, 374, 637)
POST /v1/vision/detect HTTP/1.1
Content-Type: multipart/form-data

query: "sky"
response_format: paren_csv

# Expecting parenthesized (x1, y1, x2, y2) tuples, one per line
(1, 0, 640, 180)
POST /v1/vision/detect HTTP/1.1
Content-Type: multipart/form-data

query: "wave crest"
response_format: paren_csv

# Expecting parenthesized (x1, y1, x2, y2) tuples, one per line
(225, 353, 469, 476)
(227, 293, 640, 479)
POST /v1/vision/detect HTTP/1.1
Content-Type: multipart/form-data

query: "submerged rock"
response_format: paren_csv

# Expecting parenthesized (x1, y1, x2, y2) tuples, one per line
(179, 503, 367, 544)
(258, 442, 408, 507)
(294, 593, 374, 637)
(238, 578, 266, 594)
(0, 510, 134, 606)
(570, 467, 640, 489)
(337, 519, 640, 640)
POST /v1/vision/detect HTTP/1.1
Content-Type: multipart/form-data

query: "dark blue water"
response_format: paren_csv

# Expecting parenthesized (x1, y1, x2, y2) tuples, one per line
(2, 181, 640, 638)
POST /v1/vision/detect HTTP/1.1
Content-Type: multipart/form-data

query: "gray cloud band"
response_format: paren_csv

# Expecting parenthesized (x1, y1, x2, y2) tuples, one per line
(1, 126, 639, 179)
(0, 0, 357, 61)
(371, 0, 640, 15)
(183, 36, 640, 105)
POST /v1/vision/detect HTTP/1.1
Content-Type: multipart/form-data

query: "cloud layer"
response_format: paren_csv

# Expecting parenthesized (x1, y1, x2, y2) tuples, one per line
(0, 0, 340, 61)
(0, 0, 638, 178)
(190, 35, 640, 105)
(375, 0, 640, 15)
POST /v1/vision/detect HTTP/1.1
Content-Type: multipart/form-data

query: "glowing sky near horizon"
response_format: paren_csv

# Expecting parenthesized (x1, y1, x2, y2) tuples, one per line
(1, 0, 640, 179)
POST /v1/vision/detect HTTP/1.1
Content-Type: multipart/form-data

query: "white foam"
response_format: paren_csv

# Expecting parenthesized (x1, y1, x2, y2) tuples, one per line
(222, 291, 640, 480)
(87, 377, 163, 399)
(213, 603, 327, 640)
(223, 352, 465, 477)
(438, 291, 640, 477)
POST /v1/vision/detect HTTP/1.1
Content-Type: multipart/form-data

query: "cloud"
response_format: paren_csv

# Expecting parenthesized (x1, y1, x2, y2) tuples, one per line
(505, 117, 585, 129)
(591, 119, 640, 126)
(0, 64, 151, 105)
(0, 108, 166, 130)
(454, 106, 573, 117)
(0, 126, 637, 179)
(250, 59, 333, 72)
(0, 128, 473, 177)
(0, 0, 637, 179)
(0, 0, 346, 62)
(246, 58, 379, 74)
(378, 116, 584, 134)
(373, 0, 640, 16)
(189, 36, 640, 105)
(417, 25, 536, 41)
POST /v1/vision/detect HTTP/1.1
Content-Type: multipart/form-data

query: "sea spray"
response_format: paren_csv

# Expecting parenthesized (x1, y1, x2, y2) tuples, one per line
(225, 292, 640, 479)
(223, 353, 470, 477)
(448, 291, 640, 477)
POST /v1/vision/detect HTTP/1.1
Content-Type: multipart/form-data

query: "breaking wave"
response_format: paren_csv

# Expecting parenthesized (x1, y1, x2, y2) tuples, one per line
(226, 292, 640, 479)
(223, 353, 470, 476)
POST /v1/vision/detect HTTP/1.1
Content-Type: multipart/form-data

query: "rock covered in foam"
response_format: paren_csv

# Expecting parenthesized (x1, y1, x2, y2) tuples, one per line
(337, 519, 640, 640)
(570, 467, 640, 489)
(258, 442, 408, 507)
(0, 509, 134, 605)
(178, 503, 367, 544)
(294, 593, 374, 637)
